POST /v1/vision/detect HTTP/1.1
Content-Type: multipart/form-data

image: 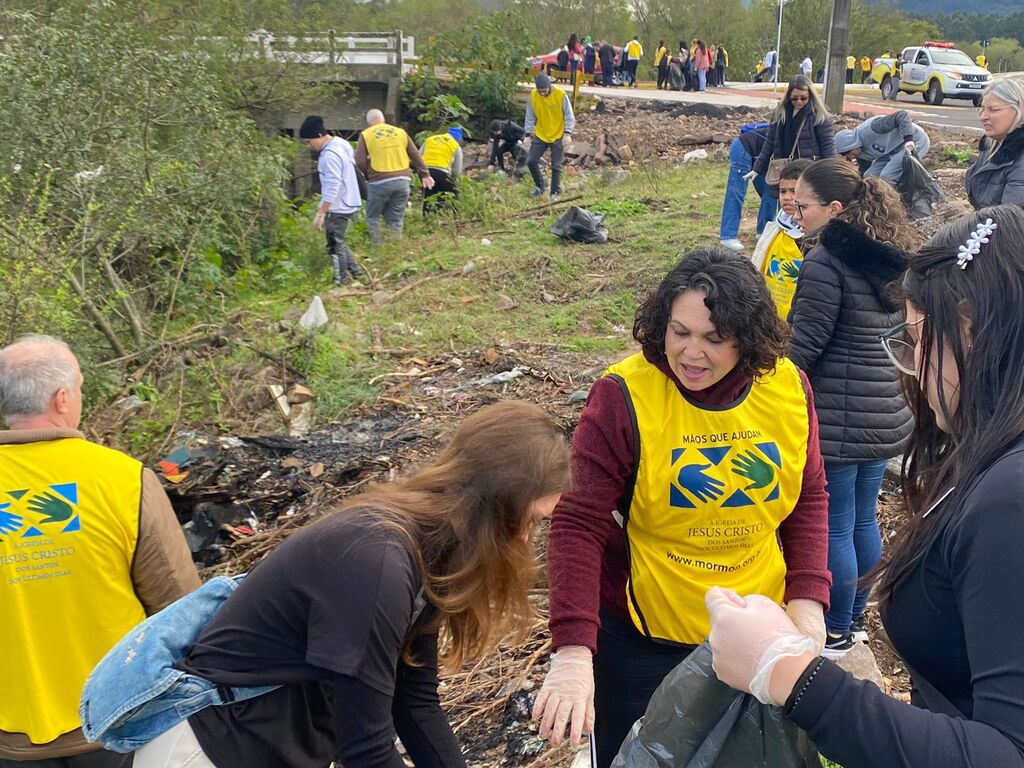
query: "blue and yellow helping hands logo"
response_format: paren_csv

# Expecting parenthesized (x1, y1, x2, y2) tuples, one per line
(669, 444, 782, 509)
(0, 483, 80, 540)
(768, 257, 802, 282)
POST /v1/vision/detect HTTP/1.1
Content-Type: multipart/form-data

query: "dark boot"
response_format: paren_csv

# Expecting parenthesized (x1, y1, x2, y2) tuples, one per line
(347, 254, 366, 279)
(331, 253, 348, 286)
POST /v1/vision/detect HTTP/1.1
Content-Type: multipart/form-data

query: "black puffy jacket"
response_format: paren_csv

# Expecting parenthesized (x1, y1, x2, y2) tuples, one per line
(752, 107, 836, 178)
(787, 220, 913, 464)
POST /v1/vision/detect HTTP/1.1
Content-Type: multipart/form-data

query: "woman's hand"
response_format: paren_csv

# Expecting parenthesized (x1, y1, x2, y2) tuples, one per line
(705, 587, 818, 706)
(742, 170, 758, 182)
(532, 645, 595, 746)
(785, 598, 826, 654)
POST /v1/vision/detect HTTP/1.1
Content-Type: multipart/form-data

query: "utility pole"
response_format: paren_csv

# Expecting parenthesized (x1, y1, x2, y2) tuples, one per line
(774, 0, 787, 87)
(823, 0, 852, 114)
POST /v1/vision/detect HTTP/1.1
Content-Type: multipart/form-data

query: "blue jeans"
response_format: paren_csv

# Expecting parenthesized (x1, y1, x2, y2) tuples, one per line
(365, 177, 411, 246)
(720, 138, 776, 240)
(823, 459, 888, 635)
(698, 69, 707, 91)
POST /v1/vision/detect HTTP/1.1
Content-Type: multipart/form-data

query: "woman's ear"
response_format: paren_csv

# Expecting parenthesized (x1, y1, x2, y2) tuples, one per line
(827, 200, 844, 218)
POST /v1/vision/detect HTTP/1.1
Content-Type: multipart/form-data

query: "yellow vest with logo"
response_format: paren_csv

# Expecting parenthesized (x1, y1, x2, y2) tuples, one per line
(604, 354, 809, 644)
(0, 438, 146, 743)
(421, 134, 458, 170)
(530, 88, 568, 143)
(762, 230, 803, 321)
(361, 124, 412, 174)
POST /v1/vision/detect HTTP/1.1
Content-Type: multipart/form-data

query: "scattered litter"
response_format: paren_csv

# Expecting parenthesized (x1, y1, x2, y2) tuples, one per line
(462, 261, 476, 275)
(566, 390, 590, 404)
(298, 296, 328, 331)
(456, 368, 524, 391)
(480, 238, 492, 246)
(495, 294, 519, 311)
(281, 457, 303, 469)
(268, 385, 290, 417)
(286, 384, 314, 404)
(683, 148, 709, 162)
(309, 462, 324, 478)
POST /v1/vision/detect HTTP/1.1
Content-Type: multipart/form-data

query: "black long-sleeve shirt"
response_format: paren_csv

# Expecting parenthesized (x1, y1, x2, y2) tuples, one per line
(786, 438, 1024, 766)
(489, 120, 525, 169)
(182, 510, 464, 768)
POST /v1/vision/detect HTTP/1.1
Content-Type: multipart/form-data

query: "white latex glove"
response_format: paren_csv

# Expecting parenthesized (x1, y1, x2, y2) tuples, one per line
(705, 587, 818, 706)
(785, 598, 826, 655)
(421, 175, 436, 190)
(532, 645, 595, 746)
(904, 140, 916, 154)
(522, 135, 533, 150)
(563, 133, 573, 147)
(742, 170, 758, 182)
(313, 210, 326, 232)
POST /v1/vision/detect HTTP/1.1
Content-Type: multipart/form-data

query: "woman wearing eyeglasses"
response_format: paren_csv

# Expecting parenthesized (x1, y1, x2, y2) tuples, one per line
(708, 204, 1024, 768)
(966, 78, 1024, 209)
(786, 157, 919, 657)
(744, 75, 836, 221)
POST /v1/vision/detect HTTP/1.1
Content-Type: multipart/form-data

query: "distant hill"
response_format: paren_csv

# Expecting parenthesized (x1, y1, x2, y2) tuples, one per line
(869, 0, 1022, 14)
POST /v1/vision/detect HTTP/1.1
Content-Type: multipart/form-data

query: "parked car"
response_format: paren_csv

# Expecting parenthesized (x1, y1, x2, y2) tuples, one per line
(870, 42, 990, 106)
(527, 46, 624, 86)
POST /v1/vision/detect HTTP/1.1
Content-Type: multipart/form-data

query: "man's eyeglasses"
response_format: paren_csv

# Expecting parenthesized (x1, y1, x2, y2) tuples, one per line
(880, 317, 925, 375)
(791, 200, 827, 217)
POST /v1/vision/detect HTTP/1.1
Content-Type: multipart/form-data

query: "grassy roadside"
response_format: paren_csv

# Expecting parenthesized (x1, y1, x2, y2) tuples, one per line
(100, 158, 760, 457)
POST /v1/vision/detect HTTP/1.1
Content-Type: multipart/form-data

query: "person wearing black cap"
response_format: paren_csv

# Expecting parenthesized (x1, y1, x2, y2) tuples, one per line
(299, 115, 365, 286)
(523, 73, 575, 200)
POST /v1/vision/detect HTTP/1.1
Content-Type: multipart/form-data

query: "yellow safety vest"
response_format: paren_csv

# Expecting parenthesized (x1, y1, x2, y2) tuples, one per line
(360, 124, 412, 174)
(421, 134, 459, 170)
(846, 56, 856, 69)
(654, 47, 668, 66)
(627, 40, 642, 59)
(530, 88, 568, 143)
(762, 230, 803, 321)
(0, 438, 146, 743)
(604, 353, 809, 645)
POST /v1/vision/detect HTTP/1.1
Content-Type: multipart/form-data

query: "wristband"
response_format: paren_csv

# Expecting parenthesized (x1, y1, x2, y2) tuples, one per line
(784, 657, 825, 714)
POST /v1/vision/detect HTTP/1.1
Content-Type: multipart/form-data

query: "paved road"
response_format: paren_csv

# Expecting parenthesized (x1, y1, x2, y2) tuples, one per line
(576, 81, 984, 135)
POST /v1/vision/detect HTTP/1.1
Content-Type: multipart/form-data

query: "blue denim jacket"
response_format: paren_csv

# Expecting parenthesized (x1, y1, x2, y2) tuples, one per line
(79, 575, 279, 753)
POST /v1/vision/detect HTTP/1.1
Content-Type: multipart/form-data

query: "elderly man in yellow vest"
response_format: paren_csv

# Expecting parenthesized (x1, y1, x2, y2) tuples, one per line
(419, 126, 464, 214)
(354, 109, 434, 247)
(523, 73, 576, 201)
(0, 335, 200, 768)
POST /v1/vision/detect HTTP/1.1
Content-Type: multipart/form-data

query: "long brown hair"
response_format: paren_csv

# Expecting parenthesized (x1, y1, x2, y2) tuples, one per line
(799, 158, 920, 251)
(336, 400, 571, 670)
(770, 75, 829, 125)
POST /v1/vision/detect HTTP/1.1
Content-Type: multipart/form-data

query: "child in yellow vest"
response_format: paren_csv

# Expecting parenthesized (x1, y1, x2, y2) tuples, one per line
(750, 159, 812, 320)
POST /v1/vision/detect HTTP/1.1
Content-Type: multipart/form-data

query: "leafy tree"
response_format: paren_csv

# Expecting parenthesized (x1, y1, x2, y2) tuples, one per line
(0, 3, 291, 355)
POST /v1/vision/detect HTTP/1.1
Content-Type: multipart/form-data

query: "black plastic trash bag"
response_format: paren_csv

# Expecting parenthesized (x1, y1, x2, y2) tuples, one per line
(611, 643, 820, 768)
(899, 152, 944, 220)
(550, 206, 609, 244)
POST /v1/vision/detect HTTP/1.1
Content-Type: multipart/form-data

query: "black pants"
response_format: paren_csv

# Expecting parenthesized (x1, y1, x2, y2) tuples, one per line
(0, 752, 132, 768)
(423, 168, 457, 214)
(592, 610, 696, 768)
(656, 63, 669, 89)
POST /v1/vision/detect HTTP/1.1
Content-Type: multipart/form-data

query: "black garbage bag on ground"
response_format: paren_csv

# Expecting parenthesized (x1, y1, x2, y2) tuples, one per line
(550, 206, 608, 244)
(611, 643, 820, 768)
(899, 153, 944, 220)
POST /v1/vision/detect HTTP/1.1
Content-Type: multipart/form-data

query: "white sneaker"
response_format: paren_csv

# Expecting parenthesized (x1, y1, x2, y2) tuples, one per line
(720, 238, 745, 252)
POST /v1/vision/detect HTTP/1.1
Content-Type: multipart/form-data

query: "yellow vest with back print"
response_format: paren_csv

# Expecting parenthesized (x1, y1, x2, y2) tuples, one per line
(530, 88, 568, 144)
(421, 133, 459, 170)
(360, 124, 412, 174)
(0, 437, 146, 744)
(762, 231, 803, 321)
(604, 353, 809, 644)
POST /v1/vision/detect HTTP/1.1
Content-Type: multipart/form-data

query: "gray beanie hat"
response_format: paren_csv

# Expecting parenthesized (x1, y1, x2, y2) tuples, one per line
(535, 72, 552, 90)
(834, 129, 862, 154)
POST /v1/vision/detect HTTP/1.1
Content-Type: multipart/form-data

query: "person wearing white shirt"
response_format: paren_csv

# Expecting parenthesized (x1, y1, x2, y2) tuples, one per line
(299, 114, 365, 286)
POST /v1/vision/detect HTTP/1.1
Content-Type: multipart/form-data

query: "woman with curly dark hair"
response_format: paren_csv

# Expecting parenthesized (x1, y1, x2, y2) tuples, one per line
(787, 157, 919, 659)
(532, 249, 830, 768)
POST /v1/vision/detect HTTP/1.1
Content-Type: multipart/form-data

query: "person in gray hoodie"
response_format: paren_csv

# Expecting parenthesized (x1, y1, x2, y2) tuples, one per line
(834, 110, 929, 186)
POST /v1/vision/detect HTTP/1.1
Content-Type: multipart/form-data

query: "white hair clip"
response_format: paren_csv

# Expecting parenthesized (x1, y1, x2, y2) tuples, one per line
(957, 218, 997, 270)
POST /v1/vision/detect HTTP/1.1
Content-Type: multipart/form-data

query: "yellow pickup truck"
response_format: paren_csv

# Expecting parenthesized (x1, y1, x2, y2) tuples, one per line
(870, 43, 991, 106)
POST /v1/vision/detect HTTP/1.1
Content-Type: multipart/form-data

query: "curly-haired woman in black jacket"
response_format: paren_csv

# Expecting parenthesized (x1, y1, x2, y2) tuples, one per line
(785, 157, 919, 657)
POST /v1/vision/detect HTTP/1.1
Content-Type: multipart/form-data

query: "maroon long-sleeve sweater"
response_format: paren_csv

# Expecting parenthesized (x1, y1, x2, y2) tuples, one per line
(548, 354, 831, 653)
